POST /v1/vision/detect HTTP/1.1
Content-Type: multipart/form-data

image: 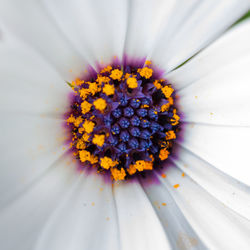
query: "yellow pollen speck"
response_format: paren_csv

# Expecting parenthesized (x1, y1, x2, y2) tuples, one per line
(111, 167, 126, 181)
(93, 98, 107, 111)
(92, 134, 105, 147)
(110, 69, 123, 80)
(127, 77, 138, 89)
(162, 86, 174, 98)
(182, 172, 185, 177)
(103, 84, 115, 96)
(81, 101, 92, 114)
(138, 67, 153, 79)
(145, 60, 152, 66)
(91, 202, 95, 206)
(83, 120, 95, 134)
(159, 148, 169, 161)
(100, 156, 118, 169)
(162, 203, 167, 206)
(161, 173, 167, 178)
(165, 130, 176, 140)
(173, 184, 180, 189)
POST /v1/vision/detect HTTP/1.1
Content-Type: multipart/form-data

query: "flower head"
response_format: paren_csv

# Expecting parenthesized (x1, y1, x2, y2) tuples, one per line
(66, 61, 180, 180)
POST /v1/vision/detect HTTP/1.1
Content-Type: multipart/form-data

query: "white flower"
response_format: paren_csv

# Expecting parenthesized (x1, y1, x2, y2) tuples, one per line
(0, 0, 250, 249)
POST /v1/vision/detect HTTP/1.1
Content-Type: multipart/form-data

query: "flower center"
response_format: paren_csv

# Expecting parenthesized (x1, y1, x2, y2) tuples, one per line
(66, 59, 180, 181)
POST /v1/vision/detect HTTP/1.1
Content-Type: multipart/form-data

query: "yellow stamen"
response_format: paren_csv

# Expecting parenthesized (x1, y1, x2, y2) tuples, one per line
(153, 80, 162, 89)
(81, 101, 92, 114)
(93, 98, 107, 112)
(138, 67, 153, 79)
(82, 133, 90, 142)
(92, 134, 105, 147)
(100, 65, 112, 73)
(159, 148, 169, 160)
(100, 156, 118, 169)
(111, 167, 126, 181)
(162, 86, 174, 98)
(82, 120, 95, 134)
(96, 76, 110, 85)
(75, 78, 84, 86)
(165, 130, 176, 140)
(171, 113, 180, 126)
(74, 117, 83, 127)
(103, 84, 115, 96)
(79, 150, 91, 163)
(88, 82, 99, 95)
(127, 164, 137, 175)
(127, 77, 138, 89)
(79, 88, 90, 100)
(76, 139, 86, 150)
(110, 69, 123, 80)
(67, 114, 75, 124)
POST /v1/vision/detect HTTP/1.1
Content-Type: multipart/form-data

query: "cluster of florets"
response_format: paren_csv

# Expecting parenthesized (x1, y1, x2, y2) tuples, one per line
(66, 60, 180, 181)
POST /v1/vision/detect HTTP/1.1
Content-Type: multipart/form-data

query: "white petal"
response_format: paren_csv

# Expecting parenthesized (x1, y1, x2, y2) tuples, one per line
(34, 173, 119, 250)
(172, 145, 250, 220)
(178, 123, 250, 186)
(0, 1, 87, 79)
(154, 165, 250, 249)
(169, 20, 250, 126)
(113, 181, 171, 250)
(123, 0, 176, 59)
(0, 156, 79, 250)
(151, 0, 250, 71)
(167, 20, 250, 91)
(140, 178, 205, 249)
(0, 32, 68, 207)
(42, 0, 128, 68)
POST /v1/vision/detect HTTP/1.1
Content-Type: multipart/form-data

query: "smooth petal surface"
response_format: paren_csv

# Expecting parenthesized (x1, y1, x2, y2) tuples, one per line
(0, 27, 68, 208)
(168, 20, 250, 186)
(42, 0, 128, 68)
(151, 0, 250, 71)
(177, 124, 250, 187)
(150, 165, 250, 250)
(123, 0, 176, 60)
(171, 145, 250, 221)
(1, 1, 250, 250)
(0, 155, 79, 250)
(113, 181, 171, 250)
(169, 20, 250, 126)
(0, 0, 87, 80)
(140, 177, 206, 250)
(34, 173, 119, 250)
